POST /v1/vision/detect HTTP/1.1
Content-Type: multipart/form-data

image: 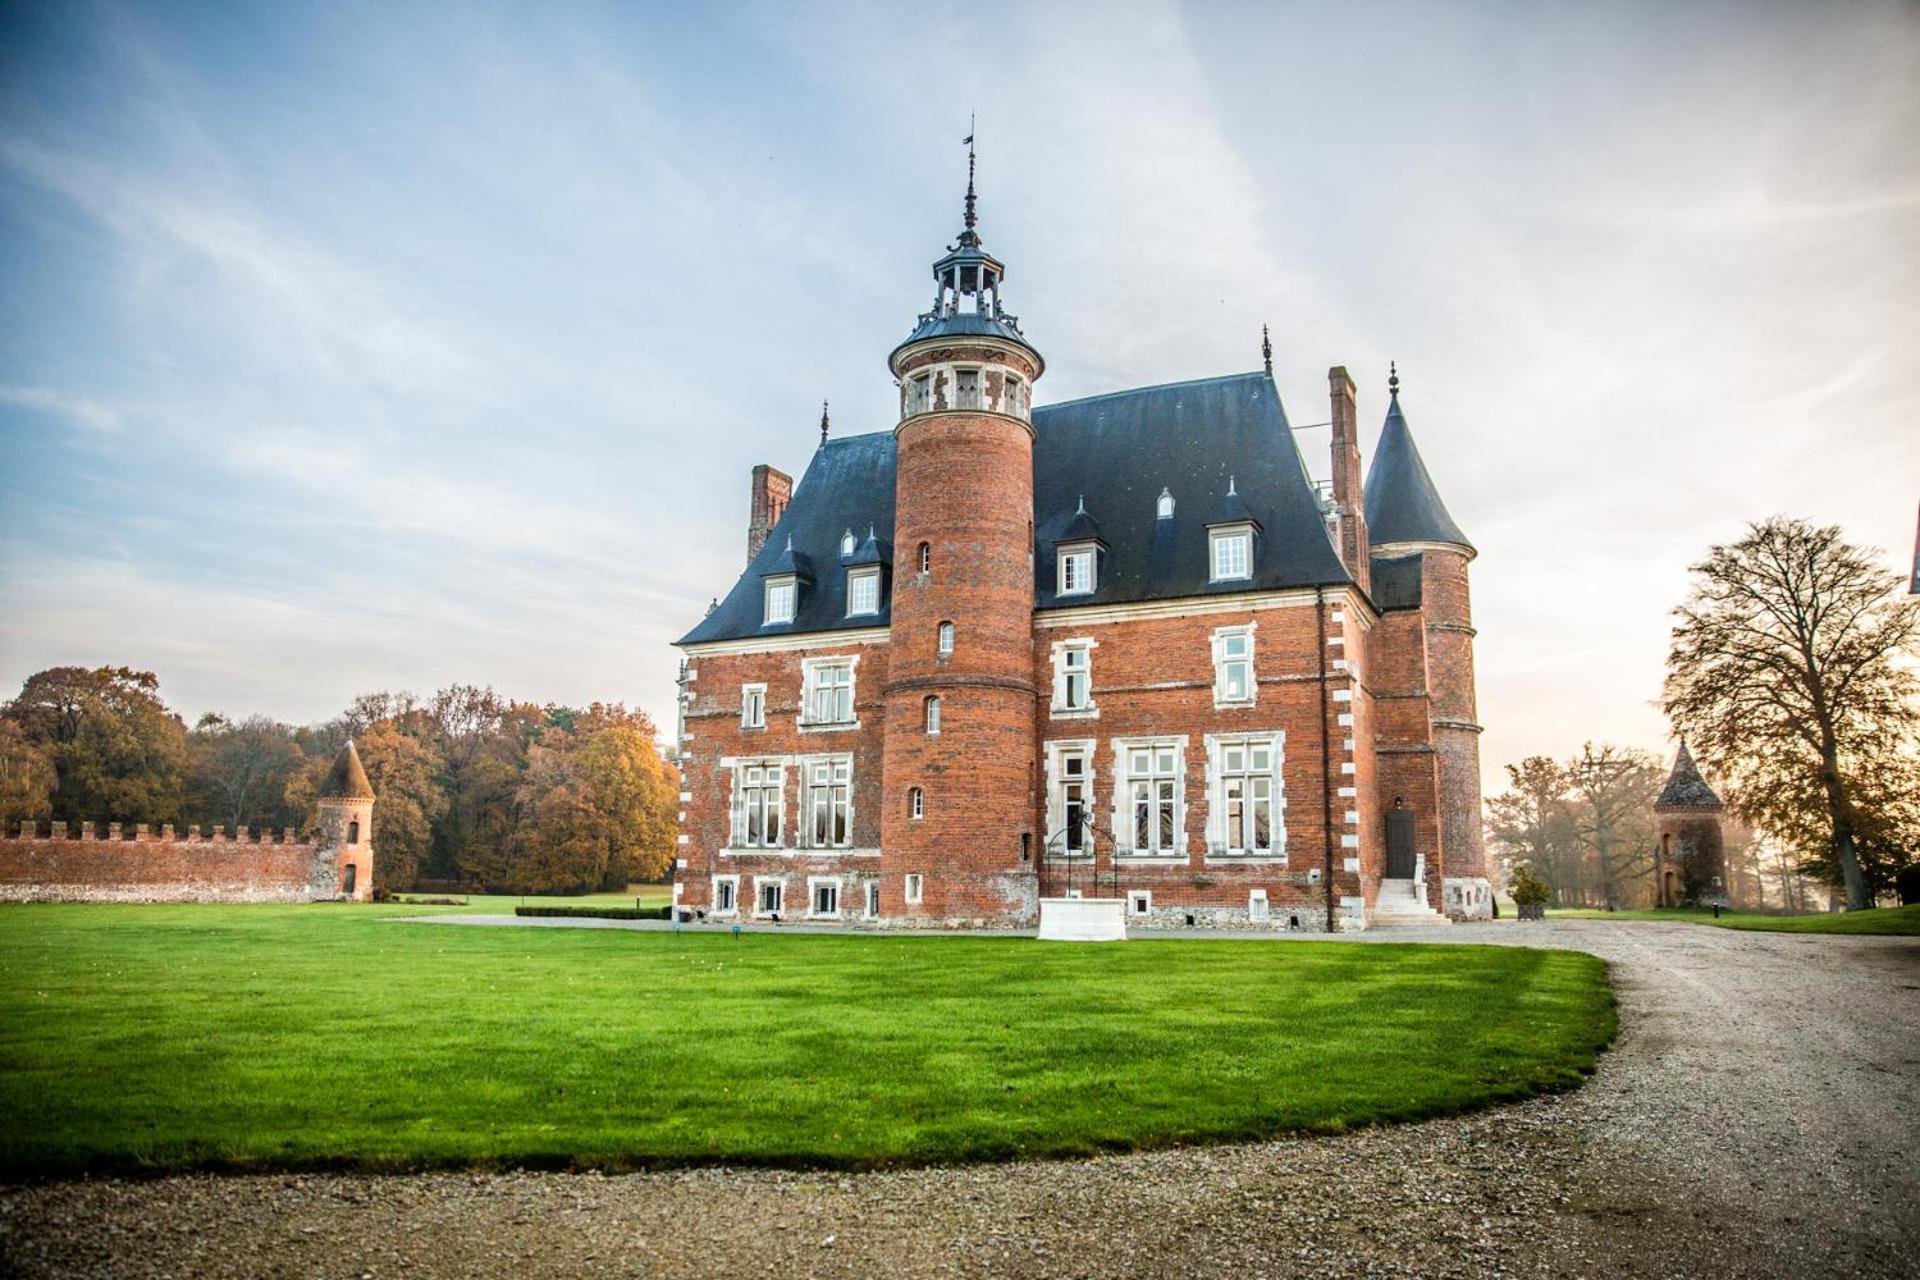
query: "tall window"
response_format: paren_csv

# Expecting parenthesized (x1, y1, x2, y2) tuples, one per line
(925, 696, 941, 735)
(1218, 739, 1276, 854)
(733, 763, 783, 848)
(803, 660, 854, 725)
(1054, 643, 1093, 713)
(1057, 546, 1095, 595)
(1125, 743, 1181, 855)
(846, 567, 880, 617)
(1210, 527, 1252, 582)
(764, 576, 796, 624)
(741, 683, 766, 728)
(802, 756, 852, 848)
(1055, 748, 1090, 854)
(918, 542, 931, 574)
(1214, 628, 1254, 704)
(909, 786, 924, 820)
(937, 621, 955, 655)
(864, 881, 880, 917)
(347, 819, 360, 845)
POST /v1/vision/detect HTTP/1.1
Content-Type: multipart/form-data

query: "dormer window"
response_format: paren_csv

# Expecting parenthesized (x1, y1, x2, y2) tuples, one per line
(1209, 526, 1253, 582)
(763, 575, 797, 625)
(1057, 544, 1097, 596)
(846, 566, 880, 617)
(1157, 488, 1175, 520)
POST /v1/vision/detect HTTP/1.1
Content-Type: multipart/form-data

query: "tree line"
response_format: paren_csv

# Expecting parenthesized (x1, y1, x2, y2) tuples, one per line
(1488, 517, 1919, 911)
(0, 669, 680, 895)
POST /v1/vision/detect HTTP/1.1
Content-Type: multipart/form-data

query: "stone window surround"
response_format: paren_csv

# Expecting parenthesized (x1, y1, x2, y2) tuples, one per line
(1208, 523, 1255, 583)
(845, 565, 881, 618)
(1211, 621, 1257, 708)
(740, 682, 767, 729)
(1202, 730, 1288, 863)
(711, 874, 740, 916)
(1056, 542, 1098, 597)
(1050, 637, 1099, 719)
(798, 653, 860, 731)
(1042, 738, 1099, 860)
(1110, 735, 1190, 860)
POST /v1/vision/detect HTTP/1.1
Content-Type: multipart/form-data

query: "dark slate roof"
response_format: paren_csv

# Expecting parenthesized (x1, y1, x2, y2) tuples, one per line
(679, 372, 1352, 646)
(1364, 393, 1473, 552)
(320, 740, 375, 800)
(1370, 552, 1424, 611)
(1057, 499, 1104, 546)
(1204, 480, 1261, 530)
(1655, 742, 1723, 809)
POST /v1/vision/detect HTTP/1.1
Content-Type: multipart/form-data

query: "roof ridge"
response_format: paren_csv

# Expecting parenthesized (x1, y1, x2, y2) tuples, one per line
(1036, 370, 1267, 413)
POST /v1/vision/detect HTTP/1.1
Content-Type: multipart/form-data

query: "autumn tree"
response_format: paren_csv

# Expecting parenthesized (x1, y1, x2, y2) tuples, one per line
(349, 720, 447, 888)
(0, 720, 56, 824)
(1664, 517, 1920, 909)
(4, 667, 187, 823)
(1565, 743, 1662, 911)
(184, 713, 306, 832)
(1486, 757, 1582, 906)
(507, 710, 678, 893)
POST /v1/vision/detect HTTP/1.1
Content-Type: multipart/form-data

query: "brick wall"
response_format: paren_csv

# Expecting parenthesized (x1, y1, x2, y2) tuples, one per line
(0, 823, 339, 903)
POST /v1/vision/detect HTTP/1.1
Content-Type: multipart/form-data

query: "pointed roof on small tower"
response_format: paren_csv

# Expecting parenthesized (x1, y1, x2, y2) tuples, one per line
(1655, 741, 1722, 810)
(319, 739, 375, 801)
(1363, 366, 1474, 554)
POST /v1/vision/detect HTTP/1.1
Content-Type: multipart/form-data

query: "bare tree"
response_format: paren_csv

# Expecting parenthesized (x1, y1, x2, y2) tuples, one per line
(1663, 517, 1920, 909)
(1566, 743, 1662, 911)
(1486, 757, 1583, 907)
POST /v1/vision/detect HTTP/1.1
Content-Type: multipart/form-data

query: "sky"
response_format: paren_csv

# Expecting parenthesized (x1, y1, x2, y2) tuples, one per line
(2, 0, 1917, 791)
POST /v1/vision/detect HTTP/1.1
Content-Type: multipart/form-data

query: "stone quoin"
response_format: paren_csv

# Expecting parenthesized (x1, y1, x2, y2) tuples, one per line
(672, 155, 1492, 930)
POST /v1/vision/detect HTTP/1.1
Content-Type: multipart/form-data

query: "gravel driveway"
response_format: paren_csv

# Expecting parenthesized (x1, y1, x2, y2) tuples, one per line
(3, 919, 1915, 1279)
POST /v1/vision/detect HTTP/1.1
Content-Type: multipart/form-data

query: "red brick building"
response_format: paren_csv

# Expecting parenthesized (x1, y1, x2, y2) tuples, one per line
(672, 171, 1491, 930)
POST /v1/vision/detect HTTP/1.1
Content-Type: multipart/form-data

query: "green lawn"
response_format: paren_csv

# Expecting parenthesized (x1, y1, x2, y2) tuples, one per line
(0, 903, 1613, 1177)
(385, 887, 672, 915)
(1545, 903, 1920, 935)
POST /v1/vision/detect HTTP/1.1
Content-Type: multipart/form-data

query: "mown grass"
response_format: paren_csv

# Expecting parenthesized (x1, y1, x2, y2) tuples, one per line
(1545, 903, 1920, 935)
(0, 902, 1613, 1178)
(385, 888, 672, 914)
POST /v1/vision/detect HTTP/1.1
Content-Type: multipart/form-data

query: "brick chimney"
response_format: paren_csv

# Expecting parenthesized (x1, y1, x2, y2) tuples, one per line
(1328, 366, 1370, 594)
(747, 464, 793, 563)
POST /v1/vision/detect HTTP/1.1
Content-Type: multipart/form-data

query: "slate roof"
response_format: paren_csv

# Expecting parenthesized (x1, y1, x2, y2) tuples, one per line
(1364, 393, 1473, 552)
(678, 371, 1353, 646)
(320, 739, 375, 800)
(1655, 741, 1723, 809)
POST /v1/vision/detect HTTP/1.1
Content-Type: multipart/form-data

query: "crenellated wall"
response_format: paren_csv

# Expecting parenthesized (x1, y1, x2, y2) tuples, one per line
(0, 820, 351, 903)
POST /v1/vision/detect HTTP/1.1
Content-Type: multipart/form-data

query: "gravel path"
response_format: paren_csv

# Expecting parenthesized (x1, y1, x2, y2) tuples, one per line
(4, 920, 1916, 1279)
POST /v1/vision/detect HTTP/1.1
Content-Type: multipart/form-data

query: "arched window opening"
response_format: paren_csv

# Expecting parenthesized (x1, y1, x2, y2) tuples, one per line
(347, 819, 360, 846)
(925, 696, 942, 735)
(342, 863, 358, 894)
(918, 542, 931, 575)
(909, 787, 925, 820)
(937, 621, 955, 655)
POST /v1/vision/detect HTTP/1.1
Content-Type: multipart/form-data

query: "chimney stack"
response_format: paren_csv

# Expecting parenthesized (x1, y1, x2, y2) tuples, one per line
(1328, 366, 1370, 594)
(747, 463, 793, 563)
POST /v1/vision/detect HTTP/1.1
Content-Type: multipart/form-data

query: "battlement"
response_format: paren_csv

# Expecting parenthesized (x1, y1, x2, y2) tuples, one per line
(4, 820, 318, 846)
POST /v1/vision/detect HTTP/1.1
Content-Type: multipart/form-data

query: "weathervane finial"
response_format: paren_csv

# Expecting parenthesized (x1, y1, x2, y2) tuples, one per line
(1261, 324, 1273, 376)
(1388, 361, 1400, 397)
(820, 399, 830, 446)
(963, 114, 978, 233)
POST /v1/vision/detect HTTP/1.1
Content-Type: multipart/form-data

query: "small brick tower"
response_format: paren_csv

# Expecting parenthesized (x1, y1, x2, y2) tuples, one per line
(315, 738, 375, 901)
(1653, 740, 1726, 907)
(879, 140, 1045, 922)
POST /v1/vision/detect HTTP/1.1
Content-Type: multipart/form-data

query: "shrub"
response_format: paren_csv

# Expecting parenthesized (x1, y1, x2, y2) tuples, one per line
(1508, 864, 1552, 908)
(514, 905, 671, 921)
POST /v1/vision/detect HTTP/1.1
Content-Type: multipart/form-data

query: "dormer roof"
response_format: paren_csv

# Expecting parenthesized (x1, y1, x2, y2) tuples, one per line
(765, 537, 814, 582)
(1204, 477, 1261, 531)
(846, 528, 889, 567)
(1058, 497, 1104, 546)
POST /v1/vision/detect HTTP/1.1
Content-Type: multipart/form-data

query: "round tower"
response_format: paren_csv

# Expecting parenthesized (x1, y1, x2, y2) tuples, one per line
(1653, 740, 1727, 907)
(315, 738, 376, 901)
(880, 144, 1043, 925)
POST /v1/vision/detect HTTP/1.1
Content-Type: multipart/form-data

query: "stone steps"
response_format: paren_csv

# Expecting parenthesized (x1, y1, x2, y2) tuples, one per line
(1369, 878, 1451, 927)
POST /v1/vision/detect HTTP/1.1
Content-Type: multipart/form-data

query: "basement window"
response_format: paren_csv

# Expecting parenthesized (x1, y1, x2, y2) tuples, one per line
(1128, 891, 1152, 918)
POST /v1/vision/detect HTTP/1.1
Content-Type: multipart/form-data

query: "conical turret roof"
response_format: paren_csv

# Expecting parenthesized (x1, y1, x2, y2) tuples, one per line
(319, 738, 375, 801)
(1655, 741, 1721, 810)
(1364, 390, 1473, 553)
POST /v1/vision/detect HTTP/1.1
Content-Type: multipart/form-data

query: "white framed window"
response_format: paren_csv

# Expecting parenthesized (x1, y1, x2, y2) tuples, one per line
(1213, 626, 1255, 705)
(741, 683, 766, 729)
(925, 695, 941, 735)
(840, 529, 856, 557)
(809, 877, 840, 919)
(731, 761, 784, 848)
(754, 877, 785, 917)
(1128, 890, 1152, 917)
(904, 873, 924, 905)
(800, 755, 852, 848)
(1208, 733, 1286, 857)
(712, 875, 739, 916)
(1249, 889, 1270, 922)
(1156, 487, 1175, 520)
(801, 658, 855, 726)
(918, 542, 931, 575)
(1117, 740, 1185, 857)
(937, 621, 955, 655)
(1051, 640, 1096, 716)
(1045, 740, 1095, 857)
(909, 786, 925, 820)
(1057, 544, 1096, 596)
(1209, 526, 1253, 582)
(846, 566, 880, 617)
(864, 881, 880, 918)
(763, 575, 796, 625)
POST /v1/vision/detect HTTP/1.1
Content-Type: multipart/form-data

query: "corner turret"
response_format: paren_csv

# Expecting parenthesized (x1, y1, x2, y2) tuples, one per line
(315, 739, 375, 900)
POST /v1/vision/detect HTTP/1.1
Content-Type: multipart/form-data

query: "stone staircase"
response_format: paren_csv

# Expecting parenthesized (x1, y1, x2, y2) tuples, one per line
(1369, 878, 1451, 927)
